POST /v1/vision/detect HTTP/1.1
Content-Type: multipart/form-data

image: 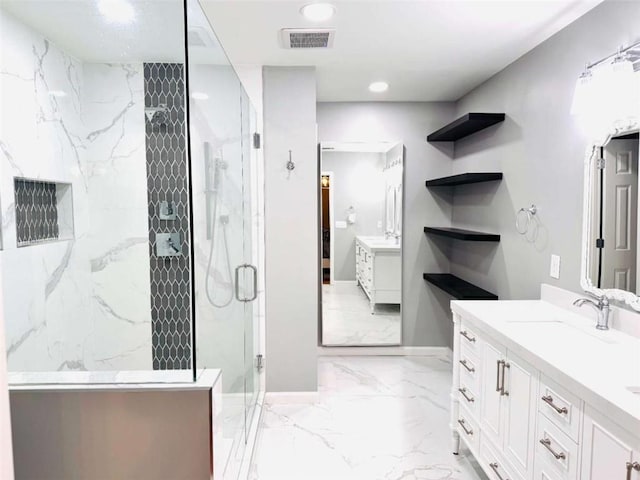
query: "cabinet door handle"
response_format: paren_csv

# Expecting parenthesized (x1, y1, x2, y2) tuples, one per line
(627, 462, 640, 480)
(458, 387, 475, 403)
(457, 418, 473, 436)
(459, 359, 475, 373)
(496, 360, 503, 392)
(501, 362, 510, 396)
(541, 395, 568, 414)
(460, 330, 476, 343)
(539, 438, 566, 460)
(489, 462, 509, 480)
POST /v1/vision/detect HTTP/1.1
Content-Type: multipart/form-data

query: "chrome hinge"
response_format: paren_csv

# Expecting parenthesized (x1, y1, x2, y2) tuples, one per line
(253, 133, 261, 149)
(256, 354, 264, 372)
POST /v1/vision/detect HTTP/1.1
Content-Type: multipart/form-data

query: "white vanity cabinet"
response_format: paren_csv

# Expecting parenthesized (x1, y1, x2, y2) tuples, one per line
(451, 300, 640, 480)
(355, 236, 401, 312)
(455, 315, 538, 480)
(581, 406, 640, 480)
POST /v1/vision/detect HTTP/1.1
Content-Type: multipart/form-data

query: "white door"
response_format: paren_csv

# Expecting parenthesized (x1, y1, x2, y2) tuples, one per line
(502, 351, 538, 479)
(582, 407, 638, 480)
(603, 138, 639, 292)
(480, 340, 506, 447)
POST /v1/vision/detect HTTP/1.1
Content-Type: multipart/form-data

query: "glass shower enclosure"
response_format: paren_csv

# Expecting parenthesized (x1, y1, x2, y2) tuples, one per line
(186, 1, 262, 475)
(0, 0, 263, 477)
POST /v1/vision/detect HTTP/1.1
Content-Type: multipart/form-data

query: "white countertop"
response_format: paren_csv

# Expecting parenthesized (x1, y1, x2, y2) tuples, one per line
(451, 299, 640, 435)
(356, 235, 401, 252)
(8, 368, 221, 392)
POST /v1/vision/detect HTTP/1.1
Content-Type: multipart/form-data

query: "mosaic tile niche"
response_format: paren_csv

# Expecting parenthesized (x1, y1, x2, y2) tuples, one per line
(144, 63, 192, 370)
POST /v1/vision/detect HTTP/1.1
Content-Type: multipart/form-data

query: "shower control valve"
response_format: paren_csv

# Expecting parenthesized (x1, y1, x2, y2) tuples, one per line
(156, 233, 182, 257)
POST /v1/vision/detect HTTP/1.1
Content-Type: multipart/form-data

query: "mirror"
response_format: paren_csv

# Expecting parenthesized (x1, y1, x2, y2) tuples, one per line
(319, 141, 403, 346)
(581, 122, 640, 310)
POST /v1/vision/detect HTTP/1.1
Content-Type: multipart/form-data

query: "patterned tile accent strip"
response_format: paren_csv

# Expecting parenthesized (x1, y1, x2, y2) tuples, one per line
(14, 178, 60, 246)
(144, 63, 192, 370)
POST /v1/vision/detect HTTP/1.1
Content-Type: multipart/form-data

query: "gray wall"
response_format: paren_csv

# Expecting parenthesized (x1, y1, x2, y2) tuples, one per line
(263, 67, 318, 392)
(450, 0, 640, 302)
(322, 151, 386, 281)
(10, 388, 213, 480)
(317, 103, 456, 347)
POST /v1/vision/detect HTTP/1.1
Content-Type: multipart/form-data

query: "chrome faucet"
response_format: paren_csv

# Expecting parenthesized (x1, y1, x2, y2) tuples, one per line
(573, 294, 610, 330)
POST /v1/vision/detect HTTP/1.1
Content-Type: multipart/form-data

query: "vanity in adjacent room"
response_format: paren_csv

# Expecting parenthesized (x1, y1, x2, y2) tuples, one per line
(450, 78, 640, 479)
(355, 235, 401, 312)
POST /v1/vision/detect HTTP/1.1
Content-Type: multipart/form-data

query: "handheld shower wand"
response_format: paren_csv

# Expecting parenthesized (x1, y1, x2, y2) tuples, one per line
(204, 142, 233, 308)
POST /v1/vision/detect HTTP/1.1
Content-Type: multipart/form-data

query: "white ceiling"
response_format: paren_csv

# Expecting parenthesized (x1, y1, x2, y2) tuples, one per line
(0, 0, 229, 65)
(200, 0, 604, 102)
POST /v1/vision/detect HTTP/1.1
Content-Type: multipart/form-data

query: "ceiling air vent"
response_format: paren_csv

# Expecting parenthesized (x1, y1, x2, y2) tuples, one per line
(280, 28, 335, 49)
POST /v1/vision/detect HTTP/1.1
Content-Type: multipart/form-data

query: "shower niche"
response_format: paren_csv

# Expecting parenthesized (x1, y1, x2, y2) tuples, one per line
(14, 178, 74, 247)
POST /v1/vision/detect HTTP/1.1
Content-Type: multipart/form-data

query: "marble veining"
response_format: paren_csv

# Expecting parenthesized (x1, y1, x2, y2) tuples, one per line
(250, 356, 485, 480)
(0, 9, 153, 372)
(323, 283, 401, 346)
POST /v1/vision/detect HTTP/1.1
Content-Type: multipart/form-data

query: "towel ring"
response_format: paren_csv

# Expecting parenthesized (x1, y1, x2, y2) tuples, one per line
(516, 205, 537, 234)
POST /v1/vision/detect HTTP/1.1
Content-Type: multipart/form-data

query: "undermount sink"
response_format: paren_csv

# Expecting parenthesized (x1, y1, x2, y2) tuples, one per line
(507, 319, 618, 345)
(627, 386, 640, 395)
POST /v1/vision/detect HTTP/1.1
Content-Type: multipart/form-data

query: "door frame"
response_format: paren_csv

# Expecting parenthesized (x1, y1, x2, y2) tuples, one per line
(321, 170, 335, 285)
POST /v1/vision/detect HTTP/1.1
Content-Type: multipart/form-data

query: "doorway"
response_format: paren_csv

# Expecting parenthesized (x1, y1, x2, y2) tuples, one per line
(321, 172, 333, 285)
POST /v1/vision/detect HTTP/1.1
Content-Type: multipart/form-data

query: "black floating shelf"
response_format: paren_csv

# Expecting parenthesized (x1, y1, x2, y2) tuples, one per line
(427, 113, 505, 142)
(424, 227, 500, 242)
(426, 172, 503, 188)
(423, 273, 498, 300)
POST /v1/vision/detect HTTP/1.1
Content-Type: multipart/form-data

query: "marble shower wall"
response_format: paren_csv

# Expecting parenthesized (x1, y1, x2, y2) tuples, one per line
(0, 9, 153, 371)
(84, 63, 153, 370)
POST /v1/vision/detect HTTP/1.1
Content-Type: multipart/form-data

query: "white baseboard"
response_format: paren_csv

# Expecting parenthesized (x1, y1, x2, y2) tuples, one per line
(264, 391, 320, 405)
(318, 346, 452, 358)
(331, 280, 357, 285)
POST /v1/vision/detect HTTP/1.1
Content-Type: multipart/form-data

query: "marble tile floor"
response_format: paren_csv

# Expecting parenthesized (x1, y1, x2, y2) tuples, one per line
(249, 356, 486, 480)
(322, 283, 401, 346)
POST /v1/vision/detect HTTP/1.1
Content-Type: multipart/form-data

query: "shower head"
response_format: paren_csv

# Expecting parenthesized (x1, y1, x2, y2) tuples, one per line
(145, 104, 169, 125)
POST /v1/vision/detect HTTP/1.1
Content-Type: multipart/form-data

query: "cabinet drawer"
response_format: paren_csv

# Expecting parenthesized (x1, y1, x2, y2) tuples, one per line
(459, 323, 482, 356)
(457, 404, 479, 454)
(533, 457, 564, 480)
(535, 414, 579, 480)
(458, 350, 481, 394)
(538, 376, 582, 443)
(457, 380, 480, 419)
(480, 434, 524, 480)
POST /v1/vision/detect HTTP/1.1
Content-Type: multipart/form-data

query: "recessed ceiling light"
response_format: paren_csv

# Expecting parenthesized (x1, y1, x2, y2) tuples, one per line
(369, 81, 389, 93)
(300, 3, 335, 22)
(48, 90, 67, 98)
(98, 0, 135, 24)
(191, 92, 209, 100)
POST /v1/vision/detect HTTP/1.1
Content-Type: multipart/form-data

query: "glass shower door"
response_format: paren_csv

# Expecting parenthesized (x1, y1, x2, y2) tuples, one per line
(185, 0, 262, 477)
(240, 89, 260, 438)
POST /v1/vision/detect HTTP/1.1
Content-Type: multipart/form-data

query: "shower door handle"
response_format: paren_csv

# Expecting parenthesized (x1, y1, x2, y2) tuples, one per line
(246, 264, 258, 302)
(234, 264, 258, 302)
(234, 265, 244, 302)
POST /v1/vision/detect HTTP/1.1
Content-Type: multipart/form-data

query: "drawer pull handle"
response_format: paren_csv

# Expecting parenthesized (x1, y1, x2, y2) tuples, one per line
(496, 360, 502, 392)
(458, 387, 475, 403)
(457, 418, 473, 436)
(539, 438, 566, 460)
(541, 395, 568, 415)
(460, 330, 476, 342)
(627, 462, 640, 480)
(459, 359, 475, 373)
(501, 362, 510, 397)
(489, 462, 509, 480)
